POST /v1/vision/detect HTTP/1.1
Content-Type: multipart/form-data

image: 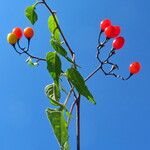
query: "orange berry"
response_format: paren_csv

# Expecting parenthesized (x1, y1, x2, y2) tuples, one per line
(24, 27, 34, 39)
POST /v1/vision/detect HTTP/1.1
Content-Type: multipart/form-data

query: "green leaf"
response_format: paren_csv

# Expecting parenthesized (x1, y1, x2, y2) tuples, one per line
(26, 57, 38, 67)
(48, 15, 60, 42)
(45, 83, 62, 106)
(51, 38, 67, 57)
(25, 5, 38, 25)
(45, 83, 60, 101)
(46, 108, 70, 150)
(50, 38, 78, 66)
(66, 68, 96, 104)
(46, 52, 62, 83)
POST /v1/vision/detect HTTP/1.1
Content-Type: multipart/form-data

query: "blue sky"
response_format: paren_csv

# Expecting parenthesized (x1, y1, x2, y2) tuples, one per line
(0, 0, 149, 150)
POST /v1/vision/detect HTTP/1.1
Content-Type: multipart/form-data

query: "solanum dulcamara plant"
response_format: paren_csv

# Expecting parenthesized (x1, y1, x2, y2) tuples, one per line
(7, 0, 141, 150)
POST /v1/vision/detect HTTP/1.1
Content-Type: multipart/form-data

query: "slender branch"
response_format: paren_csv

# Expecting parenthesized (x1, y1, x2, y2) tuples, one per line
(76, 95, 81, 150)
(17, 40, 25, 50)
(17, 39, 30, 52)
(98, 31, 102, 45)
(34, 1, 44, 6)
(64, 86, 74, 106)
(101, 66, 132, 80)
(85, 64, 102, 82)
(67, 98, 77, 125)
(42, 0, 75, 57)
(13, 46, 46, 62)
(97, 38, 109, 49)
(68, 80, 78, 99)
(96, 38, 109, 63)
(24, 51, 46, 61)
(104, 49, 115, 62)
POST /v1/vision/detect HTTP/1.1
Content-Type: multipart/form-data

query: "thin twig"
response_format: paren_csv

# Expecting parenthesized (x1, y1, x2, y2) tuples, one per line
(85, 64, 102, 82)
(68, 80, 78, 99)
(42, 0, 75, 57)
(34, 1, 44, 6)
(64, 86, 74, 106)
(13, 46, 46, 62)
(76, 95, 81, 150)
(24, 51, 46, 61)
(67, 98, 77, 125)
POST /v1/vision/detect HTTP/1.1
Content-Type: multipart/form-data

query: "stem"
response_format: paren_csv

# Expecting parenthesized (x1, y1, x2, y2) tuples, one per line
(64, 86, 74, 106)
(98, 31, 102, 45)
(39, 3, 82, 149)
(42, 0, 75, 57)
(85, 64, 102, 82)
(24, 51, 46, 61)
(67, 98, 76, 125)
(16, 40, 46, 62)
(68, 80, 78, 99)
(76, 95, 81, 150)
(34, 1, 44, 7)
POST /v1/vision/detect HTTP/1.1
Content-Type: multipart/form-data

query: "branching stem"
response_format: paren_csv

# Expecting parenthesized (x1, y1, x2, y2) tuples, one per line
(13, 45, 46, 62)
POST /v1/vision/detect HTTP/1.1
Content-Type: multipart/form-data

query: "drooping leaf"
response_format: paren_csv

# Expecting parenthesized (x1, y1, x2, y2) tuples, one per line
(48, 15, 60, 42)
(26, 57, 38, 67)
(50, 38, 78, 66)
(46, 52, 62, 83)
(51, 38, 67, 57)
(66, 68, 96, 104)
(25, 5, 38, 25)
(46, 108, 70, 150)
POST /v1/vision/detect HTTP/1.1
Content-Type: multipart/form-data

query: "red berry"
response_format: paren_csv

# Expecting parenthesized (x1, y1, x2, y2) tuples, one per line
(113, 26, 121, 37)
(24, 27, 34, 39)
(100, 19, 112, 31)
(104, 25, 121, 38)
(12, 27, 23, 39)
(129, 62, 141, 74)
(112, 37, 125, 50)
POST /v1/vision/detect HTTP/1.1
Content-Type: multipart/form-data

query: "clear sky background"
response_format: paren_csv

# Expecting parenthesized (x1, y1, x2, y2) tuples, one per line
(0, 0, 149, 150)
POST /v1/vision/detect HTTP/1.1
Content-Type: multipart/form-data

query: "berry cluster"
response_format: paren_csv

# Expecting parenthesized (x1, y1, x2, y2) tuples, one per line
(7, 27, 34, 45)
(97, 19, 141, 79)
(7, 27, 45, 64)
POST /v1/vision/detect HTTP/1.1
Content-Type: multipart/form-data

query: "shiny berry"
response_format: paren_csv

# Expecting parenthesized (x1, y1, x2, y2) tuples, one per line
(112, 37, 125, 50)
(24, 27, 34, 39)
(104, 25, 121, 38)
(100, 19, 112, 31)
(129, 62, 141, 74)
(113, 26, 121, 37)
(7, 33, 18, 45)
(12, 27, 23, 39)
